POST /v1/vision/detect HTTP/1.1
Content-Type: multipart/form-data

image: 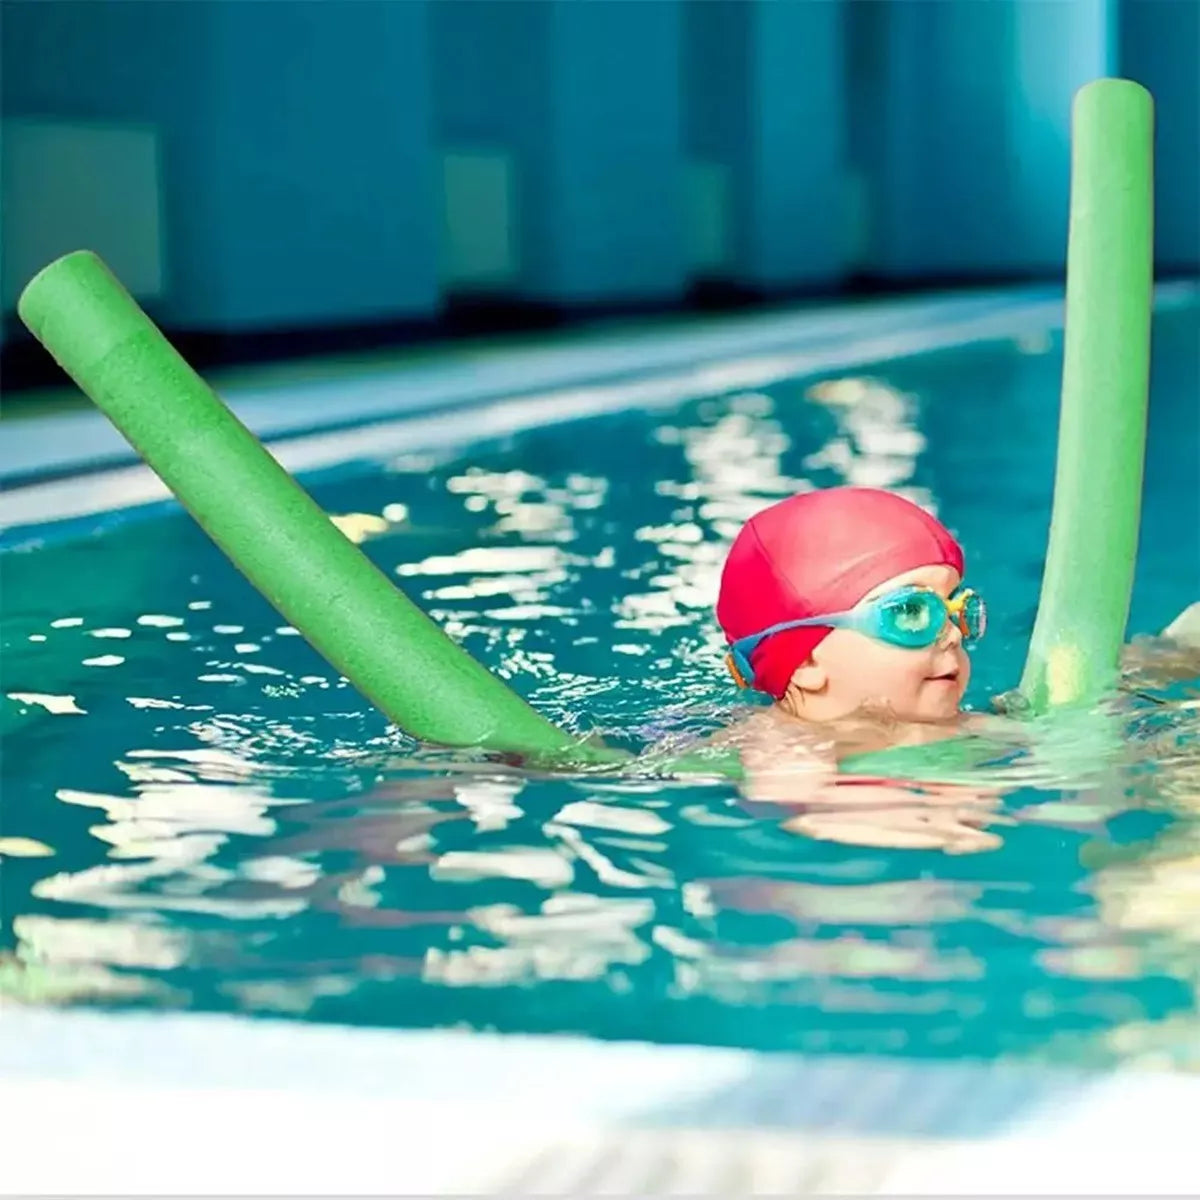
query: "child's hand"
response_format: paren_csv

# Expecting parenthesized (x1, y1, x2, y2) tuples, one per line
(781, 780, 1006, 854)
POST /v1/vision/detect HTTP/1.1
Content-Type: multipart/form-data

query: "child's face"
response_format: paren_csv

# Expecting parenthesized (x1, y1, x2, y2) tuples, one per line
(784, 564, 971, 723)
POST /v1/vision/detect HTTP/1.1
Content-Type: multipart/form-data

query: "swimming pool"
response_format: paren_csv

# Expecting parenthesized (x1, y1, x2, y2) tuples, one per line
(2, 290, 1198, 1081)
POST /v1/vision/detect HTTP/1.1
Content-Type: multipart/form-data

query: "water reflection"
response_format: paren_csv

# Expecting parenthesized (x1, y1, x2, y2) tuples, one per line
(9, 647, 1193, 1061)
(2, 322, 1199, 1065)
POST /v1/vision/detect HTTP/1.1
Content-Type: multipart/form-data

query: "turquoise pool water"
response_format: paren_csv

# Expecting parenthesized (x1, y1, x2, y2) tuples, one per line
(3, 304, 1198, 1066)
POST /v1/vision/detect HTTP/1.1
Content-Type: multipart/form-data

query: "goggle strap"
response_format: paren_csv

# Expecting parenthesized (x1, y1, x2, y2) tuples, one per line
(725, 652, 751, 689)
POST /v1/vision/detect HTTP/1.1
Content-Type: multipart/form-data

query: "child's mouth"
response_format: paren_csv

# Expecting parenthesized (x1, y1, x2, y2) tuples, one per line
(928, 669, 960, 684)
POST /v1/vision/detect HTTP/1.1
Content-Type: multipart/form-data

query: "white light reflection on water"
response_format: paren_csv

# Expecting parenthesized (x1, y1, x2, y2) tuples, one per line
(2, 316, 1199, 1066)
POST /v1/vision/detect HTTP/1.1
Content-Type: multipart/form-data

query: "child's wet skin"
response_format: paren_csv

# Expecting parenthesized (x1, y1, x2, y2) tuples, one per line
(714, 702, 1010, 854)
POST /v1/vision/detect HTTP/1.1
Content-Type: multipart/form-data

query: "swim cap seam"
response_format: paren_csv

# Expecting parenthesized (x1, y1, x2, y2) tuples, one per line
(744, 516, 830, 692)
(746, 515, 809, 625)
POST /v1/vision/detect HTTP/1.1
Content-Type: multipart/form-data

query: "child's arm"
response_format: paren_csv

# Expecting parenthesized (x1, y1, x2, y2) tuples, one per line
(776, 780, 1004, 854)
(733, 710, 1006, 854)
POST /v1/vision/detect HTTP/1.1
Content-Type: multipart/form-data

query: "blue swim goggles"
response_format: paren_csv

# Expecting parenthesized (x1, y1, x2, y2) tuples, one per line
(726, 585, 987, 690)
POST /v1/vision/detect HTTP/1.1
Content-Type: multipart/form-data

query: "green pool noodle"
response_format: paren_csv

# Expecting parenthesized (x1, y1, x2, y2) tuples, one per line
(843, 77, 1154, 776)
(17, 251, 624, 765)
(1018, 78, 1154, 713)
(839, 731, 1012, 785)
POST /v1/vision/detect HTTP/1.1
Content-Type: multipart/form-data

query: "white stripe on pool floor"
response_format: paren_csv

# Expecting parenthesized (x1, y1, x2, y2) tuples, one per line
(1, 1006, 1196, 1194)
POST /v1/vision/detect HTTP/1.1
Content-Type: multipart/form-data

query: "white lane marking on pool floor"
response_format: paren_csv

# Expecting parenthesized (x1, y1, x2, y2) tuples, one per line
(1, 1007, 1197, 1194)
(0, 293, 1099, 534)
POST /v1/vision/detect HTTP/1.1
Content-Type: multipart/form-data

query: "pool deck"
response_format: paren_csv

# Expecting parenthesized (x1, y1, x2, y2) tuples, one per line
(2, 1005, 1198, 1194)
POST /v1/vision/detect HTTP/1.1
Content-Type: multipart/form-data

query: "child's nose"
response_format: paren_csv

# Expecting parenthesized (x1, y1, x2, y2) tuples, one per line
(938, 617, 964, 648)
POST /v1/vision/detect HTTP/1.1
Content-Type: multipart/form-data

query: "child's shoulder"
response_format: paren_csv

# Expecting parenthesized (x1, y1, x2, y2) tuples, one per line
(703, 706, 834, 803)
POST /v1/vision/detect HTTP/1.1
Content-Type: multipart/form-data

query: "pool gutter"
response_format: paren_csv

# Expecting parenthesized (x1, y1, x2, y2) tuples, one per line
(3, 282, 1194, 541)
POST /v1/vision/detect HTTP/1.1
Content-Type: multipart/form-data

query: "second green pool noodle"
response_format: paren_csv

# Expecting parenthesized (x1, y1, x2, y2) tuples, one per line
(837, 77, 1155, 777)
(1018, 77, 1154, 712)
(17, 251, 625, 766)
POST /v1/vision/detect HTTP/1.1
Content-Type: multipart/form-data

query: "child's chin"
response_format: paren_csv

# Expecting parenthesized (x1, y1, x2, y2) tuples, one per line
(918, 684, 965, 719)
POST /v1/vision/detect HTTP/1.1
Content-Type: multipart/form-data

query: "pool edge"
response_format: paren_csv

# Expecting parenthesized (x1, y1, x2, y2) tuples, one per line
(2, 1004, 1197, 1194)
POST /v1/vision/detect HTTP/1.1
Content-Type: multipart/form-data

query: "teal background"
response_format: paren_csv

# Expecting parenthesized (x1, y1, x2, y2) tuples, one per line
(2, 0, 1195, 351)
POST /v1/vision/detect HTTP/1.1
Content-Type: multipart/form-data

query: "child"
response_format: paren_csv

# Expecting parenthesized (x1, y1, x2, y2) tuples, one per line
(713, 486, 1003, 853)
(718, 485, 984, 725)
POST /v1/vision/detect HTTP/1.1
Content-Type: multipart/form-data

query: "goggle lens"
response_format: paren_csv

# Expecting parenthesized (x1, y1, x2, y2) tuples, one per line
(877, 589, 944, 647)
(876, 588, 987, 648)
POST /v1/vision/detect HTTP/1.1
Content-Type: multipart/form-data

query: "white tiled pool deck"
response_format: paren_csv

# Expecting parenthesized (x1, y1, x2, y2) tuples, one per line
(2, 1006, 1198, 1194)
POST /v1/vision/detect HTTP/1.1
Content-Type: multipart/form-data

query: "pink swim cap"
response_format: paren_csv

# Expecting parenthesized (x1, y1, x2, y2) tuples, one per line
(716, 487, 964, 698)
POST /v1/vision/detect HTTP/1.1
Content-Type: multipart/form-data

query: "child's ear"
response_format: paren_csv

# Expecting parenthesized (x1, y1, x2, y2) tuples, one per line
(789, 658, 827, 694)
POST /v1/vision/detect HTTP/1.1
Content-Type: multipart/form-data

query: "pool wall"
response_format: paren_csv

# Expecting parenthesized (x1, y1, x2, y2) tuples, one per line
(3, 1, 1196, 368)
